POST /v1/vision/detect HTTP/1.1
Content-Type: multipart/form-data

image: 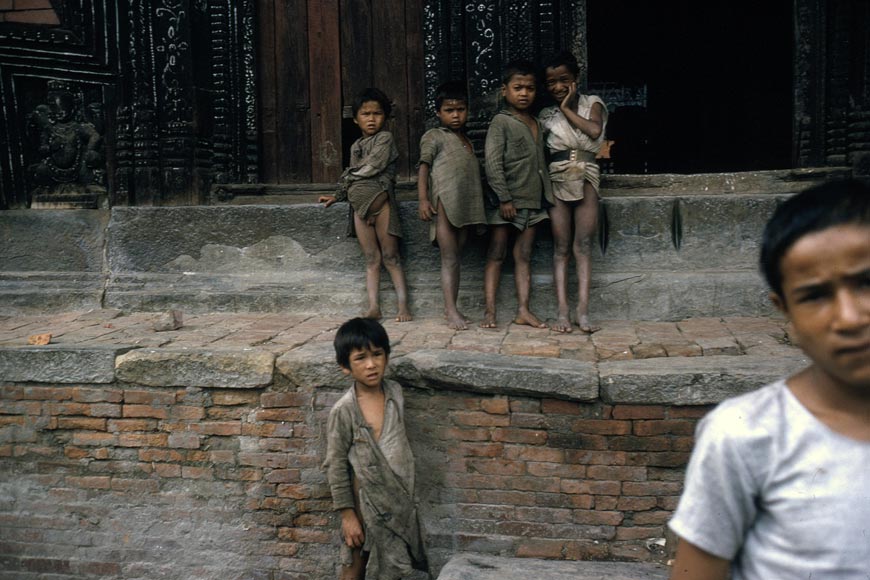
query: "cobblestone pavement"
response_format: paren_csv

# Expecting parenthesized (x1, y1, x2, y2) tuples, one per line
(0, 309, 799, 362)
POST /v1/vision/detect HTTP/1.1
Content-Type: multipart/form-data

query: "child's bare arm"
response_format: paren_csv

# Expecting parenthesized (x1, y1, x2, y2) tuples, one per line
(417, 163, 436, 220)
(319, 195, 337, 207)
(560, 84, 603, 140)
(669, 539, 729, 580)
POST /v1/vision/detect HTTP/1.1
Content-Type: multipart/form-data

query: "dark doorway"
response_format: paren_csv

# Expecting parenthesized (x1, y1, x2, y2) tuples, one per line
(587, 0, 793, 174)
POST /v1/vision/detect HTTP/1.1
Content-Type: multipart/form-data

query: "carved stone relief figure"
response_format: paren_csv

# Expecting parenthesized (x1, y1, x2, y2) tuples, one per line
(26, 80, 106, 206)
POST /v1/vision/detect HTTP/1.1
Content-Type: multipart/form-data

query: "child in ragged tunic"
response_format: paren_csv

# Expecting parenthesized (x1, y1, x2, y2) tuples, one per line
(319, 88, 412, 322)
(417, 81, 487, 330)
(539, 51, 607, 334)
(323, 318, 430, 580)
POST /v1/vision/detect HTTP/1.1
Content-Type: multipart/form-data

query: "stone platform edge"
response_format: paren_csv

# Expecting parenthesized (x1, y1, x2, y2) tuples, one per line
(0, 341, 808, 406)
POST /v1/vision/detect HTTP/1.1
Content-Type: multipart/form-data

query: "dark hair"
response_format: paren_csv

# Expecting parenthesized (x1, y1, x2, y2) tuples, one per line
(352, 87, 392, 118)
(541, 50, 580, 77)
(760, 178, 870, 298)
(501, 59, 537, 84)
(435, 80, 468, 110)
(333, 317, 391, 368)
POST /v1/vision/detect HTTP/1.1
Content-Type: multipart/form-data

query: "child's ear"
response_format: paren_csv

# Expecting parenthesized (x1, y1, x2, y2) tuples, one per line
(340, 366, 351, 376)
(769, 291, 788, 317)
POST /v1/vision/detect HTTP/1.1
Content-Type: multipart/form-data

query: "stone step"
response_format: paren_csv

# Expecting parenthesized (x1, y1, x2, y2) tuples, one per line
(437, 553, 669, 580)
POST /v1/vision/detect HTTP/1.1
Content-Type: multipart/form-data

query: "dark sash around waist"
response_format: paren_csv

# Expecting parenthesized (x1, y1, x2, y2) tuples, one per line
(549, 149, 597, 163)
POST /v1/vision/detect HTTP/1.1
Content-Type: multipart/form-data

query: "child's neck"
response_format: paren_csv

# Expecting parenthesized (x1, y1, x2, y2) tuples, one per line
(507, 105, 532, 119)
(789, 367, 870, 441)
(354, 381, 384, 398)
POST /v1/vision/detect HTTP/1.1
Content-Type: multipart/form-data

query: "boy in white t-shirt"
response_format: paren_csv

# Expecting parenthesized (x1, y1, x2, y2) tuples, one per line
(669, 179, 870, 580)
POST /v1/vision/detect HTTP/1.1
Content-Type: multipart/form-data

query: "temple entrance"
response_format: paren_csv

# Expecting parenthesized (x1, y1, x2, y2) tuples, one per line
(587, 0, 793, 174)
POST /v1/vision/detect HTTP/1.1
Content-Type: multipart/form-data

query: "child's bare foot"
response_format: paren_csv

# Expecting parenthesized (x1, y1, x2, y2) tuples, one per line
(363, 306, 382, 320)
(550, 313, 573, 333)
(480, 310, 497, 328)
(576, 313, 601, 334)
(445, 311, 468, 330)
(395, 306, 412, 322)
(514, 309, 547, 329)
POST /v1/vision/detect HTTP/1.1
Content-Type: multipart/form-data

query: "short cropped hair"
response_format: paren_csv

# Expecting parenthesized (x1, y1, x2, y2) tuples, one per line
(435, 80, 468, 110)
(501, 59, 537, 84)
(352, 87, 392, 118)
(333, 317, 391, 368)
(760, 178, 870, 298)
(541, 50, 580, 77)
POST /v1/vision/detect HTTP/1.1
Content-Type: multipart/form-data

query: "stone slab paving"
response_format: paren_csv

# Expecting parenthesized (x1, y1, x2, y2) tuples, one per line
(0, 309, 807, 404)
(438, 553, 669, 580)
(0, 309, 796, 361)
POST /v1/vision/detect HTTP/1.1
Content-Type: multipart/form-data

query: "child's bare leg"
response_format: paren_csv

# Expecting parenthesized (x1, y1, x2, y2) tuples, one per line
(435, 202, 468, 330)
(373, 204, 412, 321)
(548, 198, 574, 333)
(364, 192, 389, 226)
(339, 548, 368, 580)
(481, 225, 509, 328)
(573, 182, 600, 333)
(513, 225, 547, 328)
(353, 212, 383, 319)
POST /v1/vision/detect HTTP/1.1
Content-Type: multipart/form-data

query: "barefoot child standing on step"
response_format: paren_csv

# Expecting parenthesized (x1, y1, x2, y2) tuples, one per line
(323, 318, 430, 580)
(481, 60, 554, 329)
(417, 80, 487, 330)
(320, 88, 412, 322)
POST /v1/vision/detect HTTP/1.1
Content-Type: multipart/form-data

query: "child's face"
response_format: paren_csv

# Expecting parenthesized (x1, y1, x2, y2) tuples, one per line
(436, 99, 468, 132)
(341, 344, 388, 390)
(501, 73, 536, 112)
(544, 65, 577, 102)
(354, 100, 386, 137)
(772, 224, 870, 393)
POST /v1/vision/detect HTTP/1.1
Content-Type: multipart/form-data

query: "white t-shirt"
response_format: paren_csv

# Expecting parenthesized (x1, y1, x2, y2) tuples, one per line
(669, 380, 870, 580)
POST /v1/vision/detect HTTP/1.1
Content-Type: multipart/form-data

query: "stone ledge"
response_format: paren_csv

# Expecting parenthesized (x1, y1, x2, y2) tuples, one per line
(115, 349, 275, 388)
(599, 355, 808, 405)
(275, 343, 348, 389)
(391, 349, 598, 401)
(0, 346, 126, 384)
(437, 553, 669, 580)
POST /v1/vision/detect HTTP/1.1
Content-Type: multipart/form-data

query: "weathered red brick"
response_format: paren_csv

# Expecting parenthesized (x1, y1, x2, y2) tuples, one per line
(123, 405, 167, 419)
(617, 496, 658, 511)
(516, 539, 564, 559)
(0, 400, 42, 414)
(541, 399, 581, 415)
(167, 432, 200, 449)
(571, 419, 631, 435)
(526, 462, 587, 479)
(452, 410, 511, 427)
(118, 433, 168, 447)
(66, 476, 110, 489)
(169, 405, 205, 420)
(110, 479, 159, 494)
(241, 422, 294, 437)
(611, 405, 666, 420)
(615, 526, 664, 540)
(565, 450, 627, 465)
(594, 495, 619, 510)
(153, 463, 181, 478)
(491, 428, 547, 445)
(466, 458, 525, 476)
(480, 397, 509, 414)
(668, 406, 714, 418)
(503, 446, 563, 463)
(56, 417, 106, 431)
(181, 466, 213, 479)
(633, 420, 695, 436)
(509, 399, 541, 413)
(260, 392, 307, 408)
(632, 510, 672, 525)
(573, 509, 624, 526)
(72, 388, 122, 403)
(276, 484, 311, 499)
(587, 465, 647, 481)
(198, 421, 242, 436)
(622, 481, 683, 496)
(124, 390, 175, 405)
(456, 442, 503, 457)
(265, 469, 300, 483)
(86, 403, 122, 418)
(477, 490, 536, 506)
(139, 449, 184, 462)
(253, 408, 306, 422)
(561, 479, 621, 495)
(72, 432, 117, 446)
(564, 539, 611, 560)
(107, 419, 156, 432)
(277, 527, 330, 543)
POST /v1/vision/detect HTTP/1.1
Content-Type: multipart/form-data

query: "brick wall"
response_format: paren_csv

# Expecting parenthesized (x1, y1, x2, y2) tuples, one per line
(0, 378, 711, 579)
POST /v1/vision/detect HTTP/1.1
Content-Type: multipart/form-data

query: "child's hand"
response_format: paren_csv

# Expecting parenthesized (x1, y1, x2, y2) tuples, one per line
(499, 201, 517, 220)
(319, 195, 337, 208)
(418, 199, 436, 221)
(560, 82, 577, 111)
(340, 509, 365, 548)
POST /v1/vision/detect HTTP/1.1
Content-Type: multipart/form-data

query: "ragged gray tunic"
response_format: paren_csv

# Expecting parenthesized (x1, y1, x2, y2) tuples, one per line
(323, 380, 429, 579)
(336, 130, 403, 238)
